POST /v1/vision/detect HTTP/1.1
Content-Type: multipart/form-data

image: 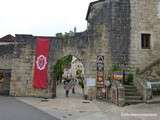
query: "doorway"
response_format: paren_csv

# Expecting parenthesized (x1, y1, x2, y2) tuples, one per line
(52, 55, 85, 99)
(0, 69, 11, 96)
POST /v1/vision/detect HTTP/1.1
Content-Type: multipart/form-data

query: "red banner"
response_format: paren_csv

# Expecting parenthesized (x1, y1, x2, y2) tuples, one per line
(33, 37, 50, 89)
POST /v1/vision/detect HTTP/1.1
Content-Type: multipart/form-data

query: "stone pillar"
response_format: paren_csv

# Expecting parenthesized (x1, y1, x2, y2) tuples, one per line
(83, 56, 97, 99)
(110, 81, 125, 106)
(144, 87, 152, 102)
(117, 85, 125, 106)
(111, 83, 118, 105)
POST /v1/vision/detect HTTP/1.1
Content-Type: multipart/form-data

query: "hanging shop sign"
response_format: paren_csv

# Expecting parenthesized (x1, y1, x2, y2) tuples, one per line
(96, 55, 106, 98)
(96, 55, 104, 88)
(112, 72, 123, 80)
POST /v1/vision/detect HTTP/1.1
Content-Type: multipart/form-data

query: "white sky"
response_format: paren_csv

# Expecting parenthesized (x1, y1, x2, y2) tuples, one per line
(0, 0, 93, 37)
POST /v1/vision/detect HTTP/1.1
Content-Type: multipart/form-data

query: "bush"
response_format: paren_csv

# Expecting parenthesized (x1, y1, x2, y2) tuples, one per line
(126, 73, 134, 84)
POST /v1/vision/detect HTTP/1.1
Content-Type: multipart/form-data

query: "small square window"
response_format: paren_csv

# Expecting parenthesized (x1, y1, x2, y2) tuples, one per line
(141, 33, 151, 49)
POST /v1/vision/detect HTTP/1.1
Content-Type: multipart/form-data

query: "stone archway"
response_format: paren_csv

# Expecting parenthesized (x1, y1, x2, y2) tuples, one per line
(10, 34, 98, 99)
(51, 55, 85, 98)
(48, 34, 91, 98)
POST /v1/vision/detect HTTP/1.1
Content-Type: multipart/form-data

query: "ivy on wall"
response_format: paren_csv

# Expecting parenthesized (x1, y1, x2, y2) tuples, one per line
(52, 55, 72, 82)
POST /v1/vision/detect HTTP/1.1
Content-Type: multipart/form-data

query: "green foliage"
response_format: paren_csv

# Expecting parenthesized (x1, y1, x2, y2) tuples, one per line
(124, 73, 134, 85)
(76, 69, 82, 79)
(55, 32, 71, 39)
(56, 33, 63, 38)
(111, 64, 133, 72)
(52, 55, 72, 81)
(111, 63, 135, 83)
(76, 69, 84, 92)
(79, 79, 84, 89)
(112, 64, 122, 72)
(127, 73, 134, 82)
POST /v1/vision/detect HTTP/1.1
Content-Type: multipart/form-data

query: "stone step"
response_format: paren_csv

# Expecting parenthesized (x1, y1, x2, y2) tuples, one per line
(124, 82, 134, 85)
(124, 84, 136, 87)
(123, 83, 143, 105)
(146, 97, 160, 104)
(125, 96, 142, 100)
(125, 88, 137, 92)
(125, 88, 137, 91)
(124, 86, 137, 90)
(126, 99, 143, 104)
(124, 80, 134, 83)
(125, 91, 139, 96)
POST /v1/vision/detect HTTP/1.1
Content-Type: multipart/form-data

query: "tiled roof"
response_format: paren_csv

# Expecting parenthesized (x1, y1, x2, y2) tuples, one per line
(0, 34, 15, 42)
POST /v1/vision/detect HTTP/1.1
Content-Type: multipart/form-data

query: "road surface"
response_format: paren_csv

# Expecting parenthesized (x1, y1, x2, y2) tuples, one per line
(0, 96, 60, 120)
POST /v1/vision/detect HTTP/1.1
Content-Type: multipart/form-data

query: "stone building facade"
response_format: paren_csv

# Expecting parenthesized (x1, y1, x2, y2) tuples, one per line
(0, 35, 15, 95)
(1, 0, 160, 104)
(86, 0, 160, 104)
(9, 33, 92, 98)
(129, 0, 160, 70)
(86, 0, 160, 74)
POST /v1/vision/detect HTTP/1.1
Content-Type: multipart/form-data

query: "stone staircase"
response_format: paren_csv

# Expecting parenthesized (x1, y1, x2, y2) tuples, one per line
(124, 81, 143, 105)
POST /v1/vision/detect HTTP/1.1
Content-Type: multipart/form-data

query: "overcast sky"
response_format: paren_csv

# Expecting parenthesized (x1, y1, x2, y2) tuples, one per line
(0, 0, 93, 37)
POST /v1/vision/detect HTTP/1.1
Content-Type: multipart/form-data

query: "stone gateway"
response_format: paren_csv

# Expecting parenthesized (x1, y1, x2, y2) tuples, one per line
(0, 0, 160, 105)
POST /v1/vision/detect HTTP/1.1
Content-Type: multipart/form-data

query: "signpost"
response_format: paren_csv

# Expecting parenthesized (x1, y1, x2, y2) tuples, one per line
(96, 55, 105, 98)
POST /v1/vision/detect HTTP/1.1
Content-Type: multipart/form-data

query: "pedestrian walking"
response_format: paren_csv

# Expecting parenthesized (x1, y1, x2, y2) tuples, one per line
(71, 78, 78, 94)
(63, 79, 71, 97)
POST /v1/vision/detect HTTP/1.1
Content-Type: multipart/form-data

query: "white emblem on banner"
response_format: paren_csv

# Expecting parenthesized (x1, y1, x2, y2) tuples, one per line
(36, 55, 47, 70)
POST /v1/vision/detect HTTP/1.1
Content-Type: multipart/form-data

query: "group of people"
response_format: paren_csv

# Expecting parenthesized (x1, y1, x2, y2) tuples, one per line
(62, 78, 78, 97)
(61, 67, 84, 97)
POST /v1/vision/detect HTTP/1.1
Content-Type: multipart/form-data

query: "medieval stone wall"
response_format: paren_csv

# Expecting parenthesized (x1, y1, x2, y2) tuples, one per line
(10, 0, 160, 98)
(129, 0, 160, 70)
(10, 32, 93, 98)
(88, 0, 160, 72)
(10, 35, 52, 97)
(0, 44, 14, 69)
(50, 31, 96, 94)
(107, 0, 131, 64)
(87, 0, 131, 76)
(0, 44, 14, 95)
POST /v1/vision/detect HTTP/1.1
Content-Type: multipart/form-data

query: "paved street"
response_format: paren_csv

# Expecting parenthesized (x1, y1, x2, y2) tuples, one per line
(16, 84, 160, 120)
(18, 97, 160, 120)
(0, 96, 59, 120)
(1, 85, 160, 120)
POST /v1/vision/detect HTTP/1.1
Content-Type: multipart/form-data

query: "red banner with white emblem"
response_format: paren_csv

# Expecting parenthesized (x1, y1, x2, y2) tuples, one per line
(33, 37, 50, 89)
